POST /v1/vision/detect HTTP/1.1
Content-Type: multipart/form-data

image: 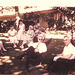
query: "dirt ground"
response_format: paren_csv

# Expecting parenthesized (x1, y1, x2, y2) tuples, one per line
(0, 34, 75, 75)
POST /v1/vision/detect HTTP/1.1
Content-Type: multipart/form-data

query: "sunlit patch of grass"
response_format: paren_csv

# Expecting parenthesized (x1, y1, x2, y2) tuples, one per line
(5, 42, 11, 44)
(0, 56, 10, 59)
(13, 71, 22, 75)
(15, 49, 20, 51)
(12, 57, 15, 59)
(43, 64, 47, 67)
(10, 63, 14, 65)
(0, 62, 3, 65)
(5, 60, 12, 63)
(6, 47, 12, 49)
(42, 73, 49, 75)
(0, 56, 12, 64)
(39, 68, 43, 71)
(14, 66, 18, 70)
(0, 37, 9, 40)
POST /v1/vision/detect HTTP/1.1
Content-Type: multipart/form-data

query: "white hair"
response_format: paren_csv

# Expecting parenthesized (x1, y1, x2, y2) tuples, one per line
(29, 25, 33, 30)
(64, 35, 72, 39)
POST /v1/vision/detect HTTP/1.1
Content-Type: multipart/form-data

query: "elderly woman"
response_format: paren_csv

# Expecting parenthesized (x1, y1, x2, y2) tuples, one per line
(8, 26, 18, 48)
(25, 35, 47, 69)
(34, 25, 40, 37)
(39, 27, 46, 40)
(16, 35, 47, 69)
(27, 25, 35, 44)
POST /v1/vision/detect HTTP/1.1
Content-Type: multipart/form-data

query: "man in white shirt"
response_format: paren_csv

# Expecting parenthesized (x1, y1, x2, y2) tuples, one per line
(47, 35, 75, 73)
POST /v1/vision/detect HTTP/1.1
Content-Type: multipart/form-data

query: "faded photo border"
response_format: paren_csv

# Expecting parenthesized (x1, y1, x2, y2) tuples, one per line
(0, 0, 75, 7)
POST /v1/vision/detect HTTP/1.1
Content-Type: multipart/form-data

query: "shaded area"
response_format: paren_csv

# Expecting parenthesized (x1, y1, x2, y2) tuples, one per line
(0, 34, 75, 75)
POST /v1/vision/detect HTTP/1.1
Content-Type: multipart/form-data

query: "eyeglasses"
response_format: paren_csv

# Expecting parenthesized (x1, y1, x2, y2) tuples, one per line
(39, 39, 43, 40)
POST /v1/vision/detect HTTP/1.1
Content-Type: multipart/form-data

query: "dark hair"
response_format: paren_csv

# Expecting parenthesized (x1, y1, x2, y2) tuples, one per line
(34, 25, 38, 29)
(19, 19, 23, 23)
(33, 36, 38, 43)
(40, 27, 45, 32)
(10, 25, 14, 28)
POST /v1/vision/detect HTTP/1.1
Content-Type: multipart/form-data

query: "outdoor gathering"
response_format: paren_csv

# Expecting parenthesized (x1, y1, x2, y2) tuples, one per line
(0, 1, 75, 75)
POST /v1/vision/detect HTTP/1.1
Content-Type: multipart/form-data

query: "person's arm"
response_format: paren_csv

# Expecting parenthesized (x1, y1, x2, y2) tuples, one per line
(23, 24, 25, 30)
(13, 30, 17, 37)
(32, 30, 35, 37)
(52, 53, 62, 56)
(39, 43, 47, 54)
(8, 33, 10, 37)
(11, 30, 17, 37)
(60, 54, 73, 59)
(8, 32, 12, 37)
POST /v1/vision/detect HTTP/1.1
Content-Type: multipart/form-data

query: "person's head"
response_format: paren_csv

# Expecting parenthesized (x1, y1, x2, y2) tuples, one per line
(40, 27, 45, 33)
(33, 36, 38, 43)
(38, 35, 44, 43)
(16, 16, 20, 20)
(29, 25, 33, 30)
(10, 26, 14, 31)
(34, 25, 38, 31)
(63, 35, 71, 46)
(19, 20, 23, 25)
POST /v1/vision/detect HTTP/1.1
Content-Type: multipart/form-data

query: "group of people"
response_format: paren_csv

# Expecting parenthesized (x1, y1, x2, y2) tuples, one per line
(16, 34, 75, 73)
(8, 19, 45, 49)
(0, 18, 75, 74)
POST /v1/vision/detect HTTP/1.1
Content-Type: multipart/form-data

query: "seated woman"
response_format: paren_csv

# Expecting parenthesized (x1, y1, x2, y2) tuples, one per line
(34, 25, 40, 37)
(39, 27, 46, 40)
(25, 35, 47, 69)
(8, 25, 18, 48)
(27, 25, 35, 44)
(16, 35, 47, 69)
(0, 41, 7, 55)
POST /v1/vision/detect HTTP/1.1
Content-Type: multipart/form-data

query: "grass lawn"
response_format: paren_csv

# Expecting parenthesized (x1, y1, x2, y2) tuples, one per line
(0, 35, 75, 75)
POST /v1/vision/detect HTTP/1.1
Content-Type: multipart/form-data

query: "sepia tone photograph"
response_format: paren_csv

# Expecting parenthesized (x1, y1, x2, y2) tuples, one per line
(0, 0, 75, 75)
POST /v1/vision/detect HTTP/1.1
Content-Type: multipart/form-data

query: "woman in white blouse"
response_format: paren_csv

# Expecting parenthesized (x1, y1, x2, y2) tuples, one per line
(17, 20, 25, 48)
(27, 25, 35, 44)
(8, 26, 18, 48)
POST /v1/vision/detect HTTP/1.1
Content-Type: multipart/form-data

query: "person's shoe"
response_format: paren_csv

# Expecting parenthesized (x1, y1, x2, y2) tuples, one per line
(1, 51, 4, 55)
(3, 49, 7, 51)
(20, 45, 24, 49)
(40, 69, 48, 74)
(36, 64, 44, 68)
(13, 45, 17, 48)
(15, 53, 25, 60)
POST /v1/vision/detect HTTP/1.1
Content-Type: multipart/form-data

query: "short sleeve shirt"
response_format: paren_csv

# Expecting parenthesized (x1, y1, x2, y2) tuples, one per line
(8, 29, 17, 36)
(62, 43, 75, 59)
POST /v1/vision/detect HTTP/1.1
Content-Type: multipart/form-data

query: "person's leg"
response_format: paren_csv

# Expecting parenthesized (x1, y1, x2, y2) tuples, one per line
(14, 37, 19, 48)
(25, 46, 35, 69)
(19, 40, 24, 48)
(0, 41, 7, 51)
(9, 37, 16, 48)
(51, 58, 74, 73)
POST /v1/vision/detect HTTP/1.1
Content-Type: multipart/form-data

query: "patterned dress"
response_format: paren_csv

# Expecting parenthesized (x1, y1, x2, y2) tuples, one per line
(27, 30, 35, 44)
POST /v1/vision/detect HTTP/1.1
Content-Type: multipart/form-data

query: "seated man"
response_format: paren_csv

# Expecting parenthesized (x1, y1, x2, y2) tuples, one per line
(47, 35, 75, 73)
